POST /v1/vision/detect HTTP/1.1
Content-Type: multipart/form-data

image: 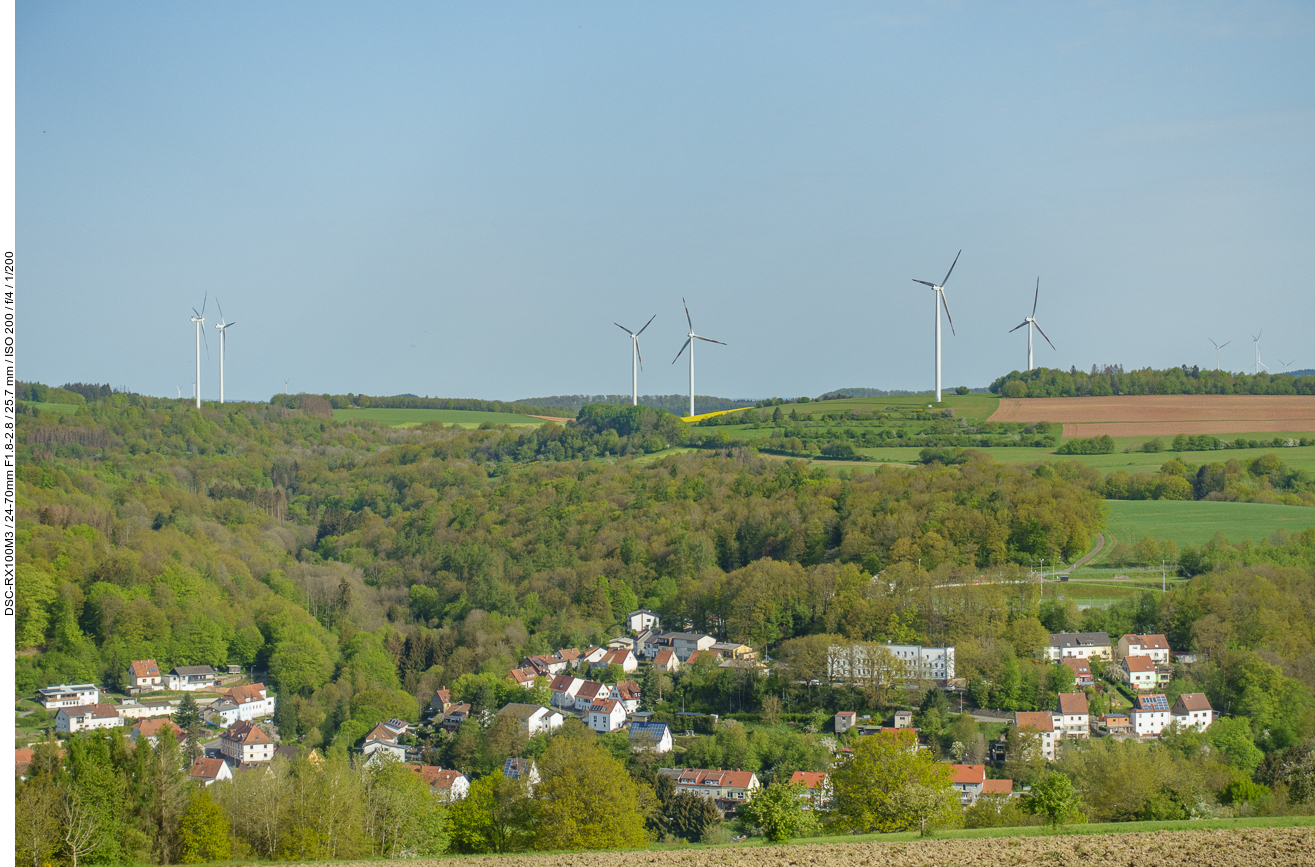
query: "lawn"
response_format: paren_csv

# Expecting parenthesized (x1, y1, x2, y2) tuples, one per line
(332, 407, 549, 428)
(1102, 498, 1315, 550)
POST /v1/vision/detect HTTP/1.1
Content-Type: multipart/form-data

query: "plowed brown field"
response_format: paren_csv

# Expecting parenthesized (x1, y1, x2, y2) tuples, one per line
(988, 395, 1315, 438)
(361, 826, 1315, 867)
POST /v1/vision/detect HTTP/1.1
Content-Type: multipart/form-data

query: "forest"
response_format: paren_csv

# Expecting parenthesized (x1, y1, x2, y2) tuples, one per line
(990, 365, 1315, 397)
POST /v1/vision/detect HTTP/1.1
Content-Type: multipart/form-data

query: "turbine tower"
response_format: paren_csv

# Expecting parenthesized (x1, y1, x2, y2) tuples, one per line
(1281, 358, 1295, 373)
(913, 250, 960, 402)
(615, 315, 656, 406)
(672, 298, 726, 417)
(1008, 278, 1055, 371)
(190, 293, 208, 409)
(1252, 331, 1268, 375)
(214, 300, 236, 404)
(1208, 338, 1230, 372)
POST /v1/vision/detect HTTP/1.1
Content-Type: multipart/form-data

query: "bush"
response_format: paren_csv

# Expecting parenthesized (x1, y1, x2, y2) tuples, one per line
(1056, 435, 1115, 455)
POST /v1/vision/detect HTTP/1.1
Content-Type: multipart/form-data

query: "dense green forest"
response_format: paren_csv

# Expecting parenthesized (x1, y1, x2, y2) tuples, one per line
(990, 365, 1315, 397)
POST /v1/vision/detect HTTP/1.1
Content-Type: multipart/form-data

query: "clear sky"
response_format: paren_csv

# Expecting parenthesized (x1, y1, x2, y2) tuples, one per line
(18, 2, 1315, 402)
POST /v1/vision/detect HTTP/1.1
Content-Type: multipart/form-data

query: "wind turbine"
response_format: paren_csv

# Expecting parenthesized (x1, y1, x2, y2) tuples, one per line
(614, 314, 656, 406)
(913, 251, 960, 402)
(1281, 358, 1295, 373)
(214, 300, 236, 404)
(190, 293, 208, 409)
(1008, 278, 1055, 371)
(1252, 331, 1268, 375)
(1208, 338, 1230, 372)
(672, 298, 726, 417)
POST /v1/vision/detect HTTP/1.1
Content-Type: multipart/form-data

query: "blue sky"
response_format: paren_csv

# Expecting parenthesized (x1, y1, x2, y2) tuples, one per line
(18, 2, 1315, 402)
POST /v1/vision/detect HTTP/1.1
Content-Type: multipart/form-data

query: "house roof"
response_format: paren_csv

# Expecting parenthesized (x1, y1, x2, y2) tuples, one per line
(1174, 693, 1212, 713)
(507, 668, 536, 684)
(62, 703, 120, 720)
(950, 764, 986, 785)
(129, 660, 160, 678)
(627, 609, 660, 618)
(663, 632, 712, 642)
(665, 768, 758, 789)
(981, 779, 1014, 795)
(629, 721, 671, 745)
(427, 769, 467, 791)
(613, 680, 641, 701)
(835, 711, 857, 719)
(498, 703, 550, 721)
(1047, 632, 1111, 648)
(189, 757, 227, 780)
(502, 757, 536, 780)
(654, 649, 677, 665)
(1123, 655, 1156, 673)
(575, 681, 608, 701)
(790, 771, 829, 789)
(365, 723, 398, 744)
(549, 674, 581, 692)
(223, 720, 272, 744)
(1059, 657, 1091, 676)
(1057, 693, 1089, 716)
(136, 718, 184, 738)
(225, 683, 268, 705)
(15, 747, 33, 774)
(1123, 633, 1170, 650)
(170, 665, 217, 676)
(445, 703, 471, 716)
(1014, 712, 1055, 733)
(1132, 694, 1171, 713)
(590, 697, 622, 714)
(601, 648, 633, 665)
(685, 650, 703, 664)
(554, 648, 581, 661)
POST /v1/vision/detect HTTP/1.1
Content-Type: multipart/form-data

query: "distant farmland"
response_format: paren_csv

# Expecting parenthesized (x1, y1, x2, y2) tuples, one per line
(332, 407, 549, 427)
(989, 394, 1315, 437)
(1102, 499, 1315, 551)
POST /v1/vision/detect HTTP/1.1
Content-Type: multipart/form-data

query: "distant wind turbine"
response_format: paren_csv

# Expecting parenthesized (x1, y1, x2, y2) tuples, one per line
(190, 293, 208, 409)
(1208, 338, 1230, 372)
(615, 314, 656, 406)
(1008, 278, 1055, 371)
(913, 251, 960, 402)
(672, 298, 726, 417)
(1252, 331, 1268, 375)
(214, 300, 236, 404)
(1280, 358, 1295, 373)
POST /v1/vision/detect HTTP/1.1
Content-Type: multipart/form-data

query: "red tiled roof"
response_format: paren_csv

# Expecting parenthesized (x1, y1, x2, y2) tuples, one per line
(835, 711, 856, 719)
(981, 779, 1014, 795)
(1174, 692, 1212, 712)
(790, 771, 828, 789)
(190, 757, 227, 780)
(1057, 693, 1089, 716)
(223, 720, 271, 744)
(1123, 633, 1169, 650)
(549, 674, 579, 692)
(950, 764, 986, 785)
(674, 768, 757, 789)
(129, 660, 160, 678)
(365, 723, 397, 743)
(1059, 657, 1091, 676)
(428, 768, 466, 791)
(225, 683, 267, 705)
(601, 648, 632, 666)
(1124, 655, 1155, 673)
(575, 681, 607, 701)
(590, 697, 621, 714)
(136, 718, 184, 738)
(685, 650, 702, 663)
(1015, 712, 1054, 733)
(554, 648, 581, 661)
(507, 668, 535, 684)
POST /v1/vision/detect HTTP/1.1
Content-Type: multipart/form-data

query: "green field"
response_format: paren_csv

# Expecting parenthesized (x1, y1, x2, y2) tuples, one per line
(1103, 498, 1315, 550)
(26, 401, 82, 414)
(856, 439, 1315, 472)
(793, 392, 1001, 422)
(332, 407, 549, 428)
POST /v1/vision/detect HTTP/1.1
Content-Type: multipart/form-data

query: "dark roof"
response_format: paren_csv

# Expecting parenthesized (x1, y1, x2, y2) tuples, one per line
(629, 721, 670, 746)
(1047, 632, 1110, 647)
(171, 665, 217, 676)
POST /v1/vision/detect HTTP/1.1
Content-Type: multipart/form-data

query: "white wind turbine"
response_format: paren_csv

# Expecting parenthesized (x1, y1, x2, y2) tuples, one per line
(912, 251, 960, 402)
(190, 293, 208, 409)
(672, 298, 726, 418)
(1209, 338, 1230, 372)
(1008, 278, 1055, 371)
(1281, 358, 1295, 373)
(214, 300, 236, 404)
(615, 314, 656, 406)
(1252, 331, 1269, 375)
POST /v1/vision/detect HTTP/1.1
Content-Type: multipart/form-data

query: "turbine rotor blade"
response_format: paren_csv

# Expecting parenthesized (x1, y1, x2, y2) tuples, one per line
(1008, 321, 1029, 333)
(683, 298, 693, 331)
(672, 337, 692, 364)
(615, 322, 634, 335)
(201, 291, 208, 318)
(1032, 278, 1039, 317)
(217, 299, 224, 322)
(941, 249, 961, 287)
(695, 335, 726, 345)
(636, 313, 656, 336)
(1033, 320, 1056, 350)
(1220, 341, 1230, 349)
(635, 340, 643, 370)
(912, 279, 936, 287)
(940, 289, 955, 336)
(201, 323, 210, 359)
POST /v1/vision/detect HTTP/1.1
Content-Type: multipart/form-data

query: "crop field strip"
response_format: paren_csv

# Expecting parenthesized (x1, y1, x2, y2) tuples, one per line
(1101, 498, 1315, 550)
(989, 394, 1315, 437)
(331, 407, 548, 427)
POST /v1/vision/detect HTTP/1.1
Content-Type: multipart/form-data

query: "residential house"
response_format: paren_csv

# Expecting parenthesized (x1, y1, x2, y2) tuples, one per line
(128, 659, 164, 692)
(221, 720, 275, 765)
(15, 747, 34, 778)
(427, 689, 452, 720)
(362, 722, 408, 762)
(521, 655, 568, 677)
(549, 674, 585, 711)
(497, 703, 564, 736)
(981, 779, 1015, 798)
(553, 648, 583, 669)
(507, 667, 539, 689)
(587, 697, 627, 733)
(206, 698, 242, 728)
(665, 633, 717, 662)
(116, 699, 174, 720)
(132, 717, 185, 746)
(1118, 633, 1171, 664)
(56, 704, 122, 734)
(718, 658, 769, 676)
(38, 684, 99, 710)
(610, 680, 642, 713)
(627, 609, 662, 633)
(403, 764, 470, 801)
(1098, 713, 1133, 734)
(441, 703, 472, 732)
(592, 648, 638, 674)
(502, 757, 540, 792)
(221, 683, 275, 722)
(884, 644, 956, 681)
(827, 644, 956, 683)
(1171, 693, 1213, 732)
(607, 636, 635, 650)
(381, 718, 413, 739)
(893, 710, 914, 729)
(1013, 712, 1057, 761)
(629, 721, 673, 753)
(834, 711, 857, 734)
(1121, 655, 1158, 691)
(652, 649, 680, 673)
(950, 764, 987, 805)
(580, 646, 609, 667)
(189, 757, 233, 787)
(167, 666, 219, 692)
(790, 771, 832, 809)
(1059, 657, 1093, 686)
(710, 642, 757, 661)
(573, 680, 610, 713)
(1045, 632, 1112, 662)
(1056, 693, 1090, 739)
(660, 768, 761, 813)
(1130, 694, 1173, 737)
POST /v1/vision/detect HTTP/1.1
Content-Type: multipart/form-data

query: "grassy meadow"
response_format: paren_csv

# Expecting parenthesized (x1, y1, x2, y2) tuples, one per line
(332, 407, 549, 428)
(1101, 498, 1315, 551)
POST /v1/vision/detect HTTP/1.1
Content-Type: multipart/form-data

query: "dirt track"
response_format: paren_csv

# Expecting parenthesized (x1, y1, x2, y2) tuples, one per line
(988, 395, 1315, 437)
(361, 826, 1315, 867)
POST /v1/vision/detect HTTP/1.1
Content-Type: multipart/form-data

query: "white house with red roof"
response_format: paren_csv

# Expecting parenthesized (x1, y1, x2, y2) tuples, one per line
(1130, 694, 1178, 736)
(950, 764, 987, 805)
(1059, 657, 1093, 686)
(56, 704, 122, 733)
(1118, 633, 1171, 665)
(132, 717, 185, 746)
(128, 660, 163, 692)
(221, 720, 275, 766)
(220, 683, 275, 723)
(1056, 693, 1090, 739)
(661, 768, 761, 812)
(1171, 693, 1213, 732)
(403, 764, 470, 802)
(549, 674, 584, 710)
(609, 680, 642, 712)
(1121, 655, 1158, 690)
(587, 697, 627, 733)
(573, 680, 610, 713)
(790, 770, 832, 809)
(652, 649, 680, 672)
(1013, 712, 1057, 761)
(497, 703, 564, 736)
(580, 646, 609, 667)
(592, 648, 638, 674)
(834, 711, 857, 734)
(189, 757, 233, 787)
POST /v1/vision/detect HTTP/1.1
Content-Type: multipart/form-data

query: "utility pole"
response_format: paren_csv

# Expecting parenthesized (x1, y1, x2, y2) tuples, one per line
(1162, 559, 1166, 593)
